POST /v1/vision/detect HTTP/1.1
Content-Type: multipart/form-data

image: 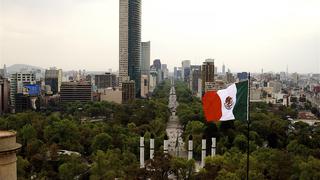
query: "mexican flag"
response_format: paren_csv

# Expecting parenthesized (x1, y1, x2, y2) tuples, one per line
(202, 81, 248, 122)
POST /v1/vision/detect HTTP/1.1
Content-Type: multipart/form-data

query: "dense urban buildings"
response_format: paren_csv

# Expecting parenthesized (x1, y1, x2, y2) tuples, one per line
(60, 82, 92, 103)
(45, 68, 62, 94)
(119, 0, 142, 97)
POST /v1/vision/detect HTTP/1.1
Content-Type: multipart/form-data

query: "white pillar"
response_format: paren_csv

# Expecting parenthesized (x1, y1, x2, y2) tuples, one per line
(188, 135, 193, 160)
(150, 134, 155, 159)
(201, 137, 206, 168)
(140, 135, 145, 168)
(211, 137, 216, 157)
(164, 134, 169, 154)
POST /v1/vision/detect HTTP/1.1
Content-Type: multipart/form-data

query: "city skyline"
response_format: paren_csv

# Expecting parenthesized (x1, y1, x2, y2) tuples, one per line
(0, 0, 319, 73)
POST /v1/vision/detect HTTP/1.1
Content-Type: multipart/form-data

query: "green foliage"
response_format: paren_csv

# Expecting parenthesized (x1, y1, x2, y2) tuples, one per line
(21, 124, 37, 141)
(171, 157, 195, 180)
(17, 156, 30, 179)
(233, 134, 247, 152)
(44, 119, 82, 151)
(58, 155, 88, 180)
(145, 151, 172, 180)
(91, 133, 112, 152)
(90, 149, 137, 179)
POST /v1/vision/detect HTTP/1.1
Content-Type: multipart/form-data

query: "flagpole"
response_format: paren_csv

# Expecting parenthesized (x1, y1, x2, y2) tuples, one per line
(247, 72, 251, 180)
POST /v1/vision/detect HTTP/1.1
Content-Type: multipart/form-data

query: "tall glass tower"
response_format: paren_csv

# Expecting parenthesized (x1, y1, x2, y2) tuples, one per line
(119, 0, 141, 97)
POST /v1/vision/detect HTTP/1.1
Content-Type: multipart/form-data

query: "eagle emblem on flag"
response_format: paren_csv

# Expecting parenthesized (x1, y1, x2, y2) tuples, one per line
(224, 96, 234, 110)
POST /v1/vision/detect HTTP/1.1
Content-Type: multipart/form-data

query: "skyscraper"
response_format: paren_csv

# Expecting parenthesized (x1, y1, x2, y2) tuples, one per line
(182, 60, 191, 82)
(201, 59, 215, 95)
(119, 0, 141, 97)
(222, 64, 226, 74)
(141, 41, 150, 75)
(190, 65, 201, 94)
(45, 68, 62, 94)
(140, 41, 150, 97)
(10, 72, 36, 111)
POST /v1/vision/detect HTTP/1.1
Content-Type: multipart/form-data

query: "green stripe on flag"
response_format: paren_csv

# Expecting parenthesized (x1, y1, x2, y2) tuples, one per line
(233, 81, 248, 121)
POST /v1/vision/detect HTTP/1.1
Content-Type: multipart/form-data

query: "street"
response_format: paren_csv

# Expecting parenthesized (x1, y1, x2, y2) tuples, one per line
(166, 80, 187, 158)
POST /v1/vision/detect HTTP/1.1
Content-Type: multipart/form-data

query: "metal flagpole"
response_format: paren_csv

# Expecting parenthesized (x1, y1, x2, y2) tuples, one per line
(247, 72, 251, 180)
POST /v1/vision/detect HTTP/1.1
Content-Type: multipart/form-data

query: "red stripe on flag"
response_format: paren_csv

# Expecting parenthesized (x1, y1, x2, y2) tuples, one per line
(202, 91, 222, 122)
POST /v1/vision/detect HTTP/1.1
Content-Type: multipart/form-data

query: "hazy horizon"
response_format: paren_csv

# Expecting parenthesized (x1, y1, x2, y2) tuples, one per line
(1, 0, 319, 73)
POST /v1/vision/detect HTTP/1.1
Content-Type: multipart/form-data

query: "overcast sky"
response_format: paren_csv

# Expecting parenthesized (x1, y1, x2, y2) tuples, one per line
(0, 0, 319, 73)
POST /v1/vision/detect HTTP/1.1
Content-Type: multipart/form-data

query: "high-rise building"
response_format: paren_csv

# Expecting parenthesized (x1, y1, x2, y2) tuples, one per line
(201, 59, 215, 94)
(182, 60, 191, 82)
(237, 72, 248, 81)
(149, 67, 158, 93)
(225, 72, 235, 83)
(152, 59, 162, 84)
(222, 64, 226, 74)
(292, 73, 299, 85)
(0, 78, 9, 114)
(140, 41, 150, 97)
(10, 72, 36, 111)
(140, 74, 149, 98)
(95, 73, 117, 89)
(173, 67, 178, 80)
(176, 68, 182, 80)
(141, 41, 150, 75)
(190, 65, 201, 94)
(122, 81, 135, 103)
(119, 0, 141, 97)
(45, 68, 62, 94)
(161, 64, 169, 80)
(153, 59, 161, 70)
(60, 82, 92, 103)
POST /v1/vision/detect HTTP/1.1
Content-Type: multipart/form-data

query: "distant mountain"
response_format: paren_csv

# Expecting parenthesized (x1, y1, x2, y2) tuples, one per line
(7, 64, 45, 73)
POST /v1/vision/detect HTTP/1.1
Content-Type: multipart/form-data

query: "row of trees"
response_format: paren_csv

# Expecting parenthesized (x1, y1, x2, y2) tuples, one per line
(174, 80, 320, 179)
(0, 80, 172, 179)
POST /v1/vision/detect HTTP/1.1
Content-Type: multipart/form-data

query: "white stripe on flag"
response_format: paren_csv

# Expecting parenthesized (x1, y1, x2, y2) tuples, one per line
(217, 84, 237, 121)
